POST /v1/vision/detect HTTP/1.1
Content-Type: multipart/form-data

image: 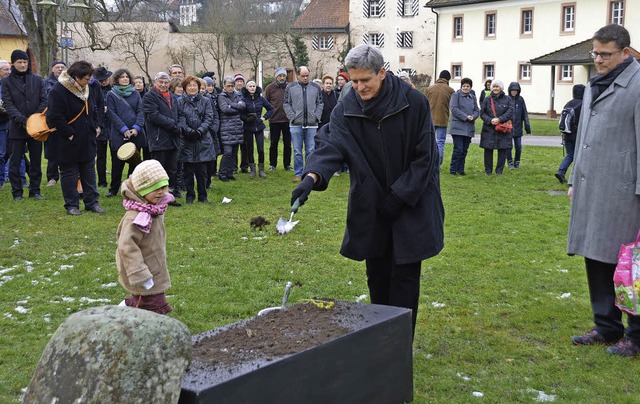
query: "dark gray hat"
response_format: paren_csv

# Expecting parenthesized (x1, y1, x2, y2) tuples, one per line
(94, 66, 112, 81)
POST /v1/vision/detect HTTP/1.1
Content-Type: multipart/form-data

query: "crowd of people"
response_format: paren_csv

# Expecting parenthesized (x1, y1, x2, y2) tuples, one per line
(0, 53, 353, 214)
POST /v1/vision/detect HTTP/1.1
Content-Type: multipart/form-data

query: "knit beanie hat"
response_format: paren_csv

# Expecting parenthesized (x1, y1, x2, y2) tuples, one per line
(202, 76, 214, 86)
(51, 60, 66, 67)
(234, 73, 245, 82)
(438, 70, 451, 80)
(11, 50, 28, 64)
(274, 67, 287, 77)
(130, 160, 169, 196)
(337, 72, 350, 82)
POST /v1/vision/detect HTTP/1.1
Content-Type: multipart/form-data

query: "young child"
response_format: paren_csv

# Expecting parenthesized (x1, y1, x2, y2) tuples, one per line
(116, 159, 175, 314)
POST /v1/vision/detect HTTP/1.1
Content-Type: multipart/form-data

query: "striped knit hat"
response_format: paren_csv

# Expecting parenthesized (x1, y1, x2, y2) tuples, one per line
(130, 160, 169, 196)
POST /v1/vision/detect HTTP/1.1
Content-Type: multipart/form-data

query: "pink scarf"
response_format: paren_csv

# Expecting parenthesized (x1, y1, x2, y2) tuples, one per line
(122, 193, 175, 233)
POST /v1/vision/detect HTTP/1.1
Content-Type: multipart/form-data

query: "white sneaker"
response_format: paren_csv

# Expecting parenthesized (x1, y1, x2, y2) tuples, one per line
(46, 179, 57, 187)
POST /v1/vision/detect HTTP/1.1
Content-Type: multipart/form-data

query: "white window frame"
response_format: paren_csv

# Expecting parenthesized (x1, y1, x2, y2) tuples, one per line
(485, 12, 496, 37)
(483, 63, 495, 81)
(370, 0, 381, 17)
(370, 33, 383, 47)
(318, 36, 332, 50)
(562, 4, 575, 32)
(521, 9, 533, 35)
(610, 1, 624, 25)
(560, 65, 573, 81)
(519, 63, 531, 81)
(453, 15, 463, 40)
(451, 64, 462, 80)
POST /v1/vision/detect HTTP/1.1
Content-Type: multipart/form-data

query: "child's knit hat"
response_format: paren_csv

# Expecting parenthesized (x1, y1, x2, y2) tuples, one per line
(130, 160, 169, 196)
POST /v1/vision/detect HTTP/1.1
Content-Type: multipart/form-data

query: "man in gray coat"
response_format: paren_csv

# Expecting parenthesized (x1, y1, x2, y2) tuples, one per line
(568, 24, 640, 357)
(283, 66, 323, 182)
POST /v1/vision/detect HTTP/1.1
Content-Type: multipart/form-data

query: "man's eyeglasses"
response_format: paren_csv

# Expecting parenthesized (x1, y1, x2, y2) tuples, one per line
(589, 50, 621, 60)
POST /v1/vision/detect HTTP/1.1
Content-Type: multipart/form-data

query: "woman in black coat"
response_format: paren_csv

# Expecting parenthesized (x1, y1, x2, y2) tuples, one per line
(106, 68, 146, 197)
(46, 61, 104, 215)
(479, 79, 514, 176)
(241, 81, 273, 178)
(217, 76, 245, 181)
(177, 75, 215, 203)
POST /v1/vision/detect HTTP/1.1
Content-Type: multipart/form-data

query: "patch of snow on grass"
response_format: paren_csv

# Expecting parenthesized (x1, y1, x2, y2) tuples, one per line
(79, 297, 111, 304)
(457, 372, 471, 381)
(432, 302, 446, 308)
(59, 265, 74, 270)
(101, 282, 118, 288)
(528, 389, 556, 402)
(472, 392, 484, 398)
(557, 293, 571, 299)
(15, 306, 29, 314)
(72, 252, 86, 257)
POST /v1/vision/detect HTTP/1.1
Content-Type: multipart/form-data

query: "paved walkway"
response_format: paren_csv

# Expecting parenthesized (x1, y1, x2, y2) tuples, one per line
(445, 134, 563, 147)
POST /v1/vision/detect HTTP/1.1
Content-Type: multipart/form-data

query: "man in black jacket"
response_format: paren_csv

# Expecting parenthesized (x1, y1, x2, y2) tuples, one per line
(291, 45, 445, 335)
(1, 50, 47, 201)
(142, 72, 182, 206)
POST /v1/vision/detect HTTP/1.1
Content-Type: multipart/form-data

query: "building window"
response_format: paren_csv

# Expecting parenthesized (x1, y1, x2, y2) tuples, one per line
(398, 0, 417, 16)
(396, 32, 413, 48)
(453, 15, 463, 40)
(312, 35, 334, 50)
(370, 0, 382, 17)
(609, 1, 624, 25)
(560, 65, 573, 81)
(483, 63, 495, 81)
(562, 3, 575, 33)
(369, 32, 384, 47)
(485, 12, 496, 38)
(521, 9, 533, 35)
(519, 63, 531, 81)
(451, 64, 462, 80)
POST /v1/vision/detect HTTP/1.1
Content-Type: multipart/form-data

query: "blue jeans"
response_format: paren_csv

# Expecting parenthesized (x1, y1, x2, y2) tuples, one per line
(434, 126, 447, 166)
(558, 137, 575, 175)
(290, 126, 316, 177)
(507, 136, 522, 163)
(450, 135, 472, 174)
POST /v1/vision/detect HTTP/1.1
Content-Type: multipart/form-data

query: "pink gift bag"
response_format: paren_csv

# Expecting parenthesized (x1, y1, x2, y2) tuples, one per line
(614, 231, 640, 315)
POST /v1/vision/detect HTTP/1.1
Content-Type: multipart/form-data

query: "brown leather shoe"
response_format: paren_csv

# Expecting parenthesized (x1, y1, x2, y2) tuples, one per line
(293, 176, 302, 183)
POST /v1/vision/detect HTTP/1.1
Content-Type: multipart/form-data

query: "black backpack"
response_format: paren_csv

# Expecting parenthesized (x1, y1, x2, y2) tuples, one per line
(559, 101, 581, 134)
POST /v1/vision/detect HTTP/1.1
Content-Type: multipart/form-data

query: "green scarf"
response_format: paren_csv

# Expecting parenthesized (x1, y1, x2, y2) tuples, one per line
(112, 84, 134, 97)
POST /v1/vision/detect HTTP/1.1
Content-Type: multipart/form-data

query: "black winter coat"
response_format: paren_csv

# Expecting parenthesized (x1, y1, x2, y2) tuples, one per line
(217, 90, 245, 145)
(178, 93, 215, 163)
(45, 73, 97, 164)
(89, 80, 105, 131)
(1, 69, 47, 140)
(480, 92, 514, 150)
(106, 89, 146, 150)
(319, 89, 339, 129)
(203, 93, 221, 156)
(142, 87, 180, 152)
(97, 84, 111, 140)
(303, 73, 444, 264)
(507, 82, 531, 138)
(241, 86, 273, 134)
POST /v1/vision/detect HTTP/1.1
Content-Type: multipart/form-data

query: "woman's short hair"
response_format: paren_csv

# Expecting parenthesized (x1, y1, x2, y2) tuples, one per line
(490, 79, 504, 91)
(461, 77, 473, 87)
(168, 78, 182, 92)
(345, 44, 384, 73)
(112, 68, 133, 86)
(133, 75, 146, 85)
(181, 75, 200, 92)
(321, 74, 334, 83)
(67, 61, 94, 80)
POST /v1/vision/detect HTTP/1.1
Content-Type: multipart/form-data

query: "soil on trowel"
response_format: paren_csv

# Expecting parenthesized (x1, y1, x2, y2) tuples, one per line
(189, 300, 365, 374)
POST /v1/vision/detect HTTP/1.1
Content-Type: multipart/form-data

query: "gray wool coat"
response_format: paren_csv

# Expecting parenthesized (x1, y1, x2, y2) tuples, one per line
(567, 58, 640, 264)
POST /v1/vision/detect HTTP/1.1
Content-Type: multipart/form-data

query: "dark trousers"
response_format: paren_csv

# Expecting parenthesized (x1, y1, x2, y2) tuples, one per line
(59, 160, 99, 210)
(239, 141, 249, 172)
(9, 138, 41, 197)
(245, 130, 265, 164)
(366, 247, 422, 337)
(268, 122, 291, 169)
(484, 148, 507, 175)
(109, 148, 138, 194)
(96, 139, 108, 186)
(450, 135, 472, 174)
(507, 136, 522, 164)
(220, 143, 239, 179)
(558, 137, 575, 176)
(150, 149, 178, 191)
(183, 161, 208, 202)
(45, 142, 59, 181)
(584, 258, 640, 344)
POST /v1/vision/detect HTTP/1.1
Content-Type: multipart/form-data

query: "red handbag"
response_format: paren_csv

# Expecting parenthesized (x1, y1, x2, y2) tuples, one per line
(490, 98, 512, 134)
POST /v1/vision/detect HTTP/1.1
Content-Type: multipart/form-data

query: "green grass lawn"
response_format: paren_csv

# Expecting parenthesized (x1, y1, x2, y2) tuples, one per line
(475, 117, 561, 136)
(1, 142, 639, 402)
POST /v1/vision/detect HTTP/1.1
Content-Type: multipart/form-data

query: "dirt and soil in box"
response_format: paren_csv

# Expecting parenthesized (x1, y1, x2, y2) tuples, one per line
(189, 300, 365, 374)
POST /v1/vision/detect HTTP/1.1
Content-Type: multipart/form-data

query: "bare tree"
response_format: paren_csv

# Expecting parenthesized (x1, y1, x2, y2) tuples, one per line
(113, 23, 164, 84)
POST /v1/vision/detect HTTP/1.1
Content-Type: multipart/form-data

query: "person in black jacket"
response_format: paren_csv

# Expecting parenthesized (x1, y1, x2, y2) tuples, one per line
(105, 68, 146, 197)
(46, 61, 105, 215)
(555, 84, 585, 184)
(479, 79, 514, 176)
(44, 60, 66, 187)
(318, 74, 338, 130)
(506, 82, 531, 169)
(177, 75, 215, 203)
(290, 45, 444, 336)
(142, 72, 182, 206)
(241, 81, 273, 178)
(1, 49, 47, 201)
(93, 67, 112, 188)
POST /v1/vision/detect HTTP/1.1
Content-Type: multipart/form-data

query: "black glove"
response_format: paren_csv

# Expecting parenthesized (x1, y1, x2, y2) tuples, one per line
(194, 129, 202, 138)
(377, 192, 405, 221)
(171, 125, 181, 136)
(245, 113, 257, 124)
(291, 176, 315, 207)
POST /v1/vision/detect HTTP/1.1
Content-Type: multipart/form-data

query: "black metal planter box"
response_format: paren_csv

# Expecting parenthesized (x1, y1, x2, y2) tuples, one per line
(179, 303, 413, 404)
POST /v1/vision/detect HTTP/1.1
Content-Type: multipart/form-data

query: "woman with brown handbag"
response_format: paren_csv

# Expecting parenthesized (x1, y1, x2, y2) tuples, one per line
(46, 61, 104, 215)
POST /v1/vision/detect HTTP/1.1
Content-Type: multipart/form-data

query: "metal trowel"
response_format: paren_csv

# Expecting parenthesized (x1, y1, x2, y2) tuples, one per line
(276, 198, 301, 235)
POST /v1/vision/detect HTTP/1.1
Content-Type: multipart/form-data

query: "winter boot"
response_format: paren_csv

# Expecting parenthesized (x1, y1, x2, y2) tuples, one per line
(258, 163, 267, 179)
(249, 163, 256, 178)
(514, 160, 520, 168)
